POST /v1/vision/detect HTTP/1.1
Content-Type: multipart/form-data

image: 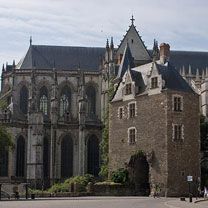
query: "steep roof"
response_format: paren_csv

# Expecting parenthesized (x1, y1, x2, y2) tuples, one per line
(116, 43, 135, 80)
(18, 45, 105, 71)
(16, 44, 208, 75)
(116, 23, 151, 61)
(148, 49, 208, 74)
(156, 63, 194, 92)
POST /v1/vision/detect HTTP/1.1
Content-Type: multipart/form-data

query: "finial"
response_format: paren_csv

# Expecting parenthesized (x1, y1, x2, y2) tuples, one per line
(188, 65, 192, 76)
(106, 38, 109, 49)
(130, 15, 135, 25)
(152, 39, 159, 61)
(182, 65, 185, 76)
(110, 37, 114, 49)
(196, 68, 200, 81)
(13, 59, 15, 67)
(2, 64, 5, 72)
(30, 36, 32, 46)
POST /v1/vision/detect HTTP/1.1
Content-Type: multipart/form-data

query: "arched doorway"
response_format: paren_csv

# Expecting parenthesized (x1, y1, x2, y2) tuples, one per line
(16, 136, 25, 177)
(128, 152, 150, 195)
(43, 137, 50, 187)
(61, 136, 73, 178)
(0, 148, 8, 176)
(87, 135, 99, 176)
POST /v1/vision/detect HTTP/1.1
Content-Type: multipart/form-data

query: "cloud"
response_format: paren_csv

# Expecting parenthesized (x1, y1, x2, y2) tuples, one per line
(0, 0, 208, 72)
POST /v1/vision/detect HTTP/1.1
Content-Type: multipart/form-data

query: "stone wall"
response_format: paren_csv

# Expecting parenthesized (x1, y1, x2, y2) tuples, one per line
(109, 89, 200, 196)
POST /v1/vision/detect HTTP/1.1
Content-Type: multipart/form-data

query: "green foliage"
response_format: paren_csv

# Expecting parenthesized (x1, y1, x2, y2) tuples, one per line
(111, 168, 129, 184)
(135, 150, 145, 158)
(99, 79, 115, 179)
(48, 174, 95, 193)
(0, 125, 14, 151)
(0, 98, 8, 110)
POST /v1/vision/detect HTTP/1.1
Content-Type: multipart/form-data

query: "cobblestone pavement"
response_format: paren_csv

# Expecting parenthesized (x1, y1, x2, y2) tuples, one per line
(0, 196, 208, 208)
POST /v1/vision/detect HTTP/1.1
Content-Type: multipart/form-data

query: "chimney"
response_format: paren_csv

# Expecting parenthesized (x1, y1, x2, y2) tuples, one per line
(159, 43, 170, 64)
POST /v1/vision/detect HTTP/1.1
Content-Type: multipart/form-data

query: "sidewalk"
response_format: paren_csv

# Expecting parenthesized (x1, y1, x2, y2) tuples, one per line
(165, 198, 208, 208)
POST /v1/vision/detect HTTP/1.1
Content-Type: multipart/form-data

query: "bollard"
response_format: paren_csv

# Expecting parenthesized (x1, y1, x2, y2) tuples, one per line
(25, 184, 28, 199)
(189, 194, 192, 203)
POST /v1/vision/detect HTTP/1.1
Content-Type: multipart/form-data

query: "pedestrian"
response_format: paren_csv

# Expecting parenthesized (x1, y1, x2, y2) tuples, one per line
(204, 187, 208, 199)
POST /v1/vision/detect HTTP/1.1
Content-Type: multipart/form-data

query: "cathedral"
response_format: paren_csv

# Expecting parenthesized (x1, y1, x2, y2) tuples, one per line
(0, 17, 207, 192)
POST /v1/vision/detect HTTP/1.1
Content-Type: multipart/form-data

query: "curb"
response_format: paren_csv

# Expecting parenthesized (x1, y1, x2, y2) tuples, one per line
(194, 198, 208, 203)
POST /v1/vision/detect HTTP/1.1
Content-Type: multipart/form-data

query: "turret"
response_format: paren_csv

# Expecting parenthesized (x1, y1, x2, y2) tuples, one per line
(152, 39, 159, 61)
(105, 39, 110, 63)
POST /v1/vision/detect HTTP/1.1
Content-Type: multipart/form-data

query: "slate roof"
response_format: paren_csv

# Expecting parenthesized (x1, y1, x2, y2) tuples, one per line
(148, 50, 208, 74)
(18, 45, 105, 71)
(156, 63, 194, 93)
(116, 43, 135, 80)
(16, 44, 208, 75)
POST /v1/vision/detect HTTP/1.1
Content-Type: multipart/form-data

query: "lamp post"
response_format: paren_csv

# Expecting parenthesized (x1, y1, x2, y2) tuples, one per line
(187, 175, 193, 202)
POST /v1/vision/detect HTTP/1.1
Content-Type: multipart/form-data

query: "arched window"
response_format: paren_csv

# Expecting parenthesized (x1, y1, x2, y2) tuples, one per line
(16, 136, 25, 177)
(39, 86, 48, 115)
(60, 86, 71, 117)
(61, 136, 73, 178)
(87, 135, 99, 176)
(20, 86, 28, 114)
(43, 137, 50, 179)
(86, 86, 96, 115)
(0, 148, 8, 176)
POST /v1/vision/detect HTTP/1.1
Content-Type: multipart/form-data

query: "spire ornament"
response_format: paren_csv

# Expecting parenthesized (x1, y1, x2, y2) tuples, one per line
(130, 15, 135, 25)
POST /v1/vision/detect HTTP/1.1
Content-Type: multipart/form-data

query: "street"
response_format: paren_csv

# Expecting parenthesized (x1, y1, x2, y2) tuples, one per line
(0, 197, 208, 208)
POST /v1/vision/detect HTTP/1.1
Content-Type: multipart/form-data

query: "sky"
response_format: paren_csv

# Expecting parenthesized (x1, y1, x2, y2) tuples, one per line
(0, 0, 208, 71)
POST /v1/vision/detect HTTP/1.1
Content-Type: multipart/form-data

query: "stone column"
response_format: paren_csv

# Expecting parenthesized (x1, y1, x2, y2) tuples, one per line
(27, 112, 44, 189)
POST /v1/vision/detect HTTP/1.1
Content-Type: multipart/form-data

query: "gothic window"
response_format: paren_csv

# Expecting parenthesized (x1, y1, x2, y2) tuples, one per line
(16, 136, 25, 177)
(39, 86, 48, 115)
(61, 136, 73, 178)
(43, 137, 50, 178)
(86, 86, 96, 115)
(172, 124, 184, 141)
(87, 135, 99, 176)
(20, 85, 28, 114)
(128, 127, 136, 145)
(129, 103, 136, 118)
(125, 83, 132, 95)
(0, 148, 8, 176)
(173, 96, 183, 112)
(60, 86, 71, 117)
(151, 77, 158, 89)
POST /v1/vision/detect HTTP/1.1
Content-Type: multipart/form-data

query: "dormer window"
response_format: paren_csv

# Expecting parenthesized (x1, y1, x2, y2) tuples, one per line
(125, 83, 132, 95)
(151, 77, 158, 89)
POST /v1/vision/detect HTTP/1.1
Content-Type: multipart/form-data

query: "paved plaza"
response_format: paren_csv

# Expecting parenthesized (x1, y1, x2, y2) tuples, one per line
(0, 197, 208, 208)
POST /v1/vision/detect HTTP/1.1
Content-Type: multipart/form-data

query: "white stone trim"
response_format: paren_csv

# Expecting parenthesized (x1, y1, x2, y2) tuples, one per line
(127, 101, 137, 119)
(117, 106, 124, 119)
(127, 126, 137, 145)
(172, 94, 183, 111)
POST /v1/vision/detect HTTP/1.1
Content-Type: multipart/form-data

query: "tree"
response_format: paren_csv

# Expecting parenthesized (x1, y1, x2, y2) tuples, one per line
(0, 125, 13, 151)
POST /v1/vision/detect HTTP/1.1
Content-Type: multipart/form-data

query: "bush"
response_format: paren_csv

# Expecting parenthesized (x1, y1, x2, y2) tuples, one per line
(111, 168, 129, 184)
(48, 174, 95, 193)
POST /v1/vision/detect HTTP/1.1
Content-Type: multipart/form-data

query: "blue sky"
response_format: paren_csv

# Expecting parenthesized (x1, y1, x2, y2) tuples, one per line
(0, 0, 208, 70)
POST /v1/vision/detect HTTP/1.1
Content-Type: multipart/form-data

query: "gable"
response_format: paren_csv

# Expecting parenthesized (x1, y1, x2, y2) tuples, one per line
(117, 25, 151, 62)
